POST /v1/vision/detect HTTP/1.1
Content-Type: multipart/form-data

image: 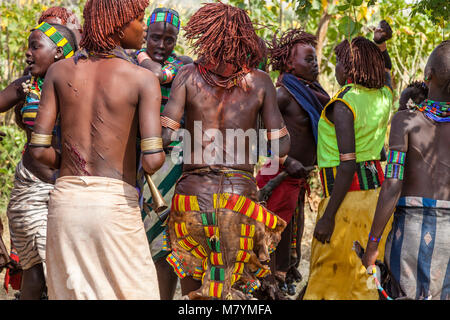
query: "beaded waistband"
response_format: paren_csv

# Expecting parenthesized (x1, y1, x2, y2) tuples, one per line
(319, 160, 384, 198)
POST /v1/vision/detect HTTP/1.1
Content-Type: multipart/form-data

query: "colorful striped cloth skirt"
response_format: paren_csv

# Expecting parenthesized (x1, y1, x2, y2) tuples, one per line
(165, 168, 287, 299)
(385, 197, 450, 300)
(6, 160, 53, 271)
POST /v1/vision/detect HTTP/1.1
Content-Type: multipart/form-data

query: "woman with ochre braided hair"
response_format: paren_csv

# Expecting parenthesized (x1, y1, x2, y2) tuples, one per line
(0, 22, 77, 300)
(303, 36, 394, 300)
(30, 0, 164, 300)
(160, 2, 289, 300)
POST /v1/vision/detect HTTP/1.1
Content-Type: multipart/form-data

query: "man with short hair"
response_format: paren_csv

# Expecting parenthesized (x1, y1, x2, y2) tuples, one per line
(363, 41, 450, 300)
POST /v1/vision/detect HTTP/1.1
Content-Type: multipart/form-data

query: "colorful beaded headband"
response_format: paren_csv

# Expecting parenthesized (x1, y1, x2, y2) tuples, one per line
(32, 22, 74, 58)
(147, 9, 181, 31)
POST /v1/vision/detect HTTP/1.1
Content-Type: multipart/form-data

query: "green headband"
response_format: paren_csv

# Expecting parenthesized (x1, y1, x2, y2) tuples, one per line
(147, 10, 180, 31)
(32, 22, 74, 58)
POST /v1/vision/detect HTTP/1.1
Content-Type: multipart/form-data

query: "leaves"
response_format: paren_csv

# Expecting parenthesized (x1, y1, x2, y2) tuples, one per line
(0, 125, 26, 211)
(410, 0, 449, 26)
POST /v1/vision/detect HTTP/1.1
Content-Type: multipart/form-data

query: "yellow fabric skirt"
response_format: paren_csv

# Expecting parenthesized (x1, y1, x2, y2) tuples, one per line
(304, 188, 393, 300)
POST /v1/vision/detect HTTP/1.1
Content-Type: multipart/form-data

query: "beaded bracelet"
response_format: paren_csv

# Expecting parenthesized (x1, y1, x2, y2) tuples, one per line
(387, 150, 406, 165)
(161, 116, 181, 131)
(385, 150, 406, 180)
(368, 233, 381, 243)
(385, 163, 404, 180)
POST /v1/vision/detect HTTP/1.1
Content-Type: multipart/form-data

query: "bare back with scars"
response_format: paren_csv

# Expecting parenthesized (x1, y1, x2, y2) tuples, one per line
(390, 109, 450, 200)
(162, 64, 290, 173)
(32, 56, 162, 186)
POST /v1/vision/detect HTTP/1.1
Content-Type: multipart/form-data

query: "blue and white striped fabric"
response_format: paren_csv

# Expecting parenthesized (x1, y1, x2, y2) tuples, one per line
(385, 196, 450, 300)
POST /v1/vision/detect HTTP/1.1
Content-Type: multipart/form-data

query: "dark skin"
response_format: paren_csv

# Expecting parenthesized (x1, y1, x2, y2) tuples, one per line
(314, 23, 395, 244)
(0, 31, 64, 184)
(139, 22, 178, 82)
(268, 44, 325, 287)
(362, 50, 450, 268)
(137, 20, 181, 301)
(374, 21, 393, 74)
(0, 30, 65, 300)
(14, 16, 82, 134)
(161, 64, 290, 295)
(313, 59, 358, 244)
(278, 44, 321, 177)
(30, 12, 164, 187)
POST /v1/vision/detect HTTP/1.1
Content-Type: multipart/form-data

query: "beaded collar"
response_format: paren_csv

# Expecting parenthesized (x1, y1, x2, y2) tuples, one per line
(416, 99, 450, 123)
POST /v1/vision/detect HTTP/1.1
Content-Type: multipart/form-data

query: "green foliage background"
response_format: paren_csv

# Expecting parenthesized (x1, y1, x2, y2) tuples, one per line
(0, 0, 448, 214)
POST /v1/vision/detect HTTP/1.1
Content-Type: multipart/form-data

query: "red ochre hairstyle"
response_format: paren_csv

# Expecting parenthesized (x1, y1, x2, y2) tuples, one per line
(184, 1, 263, 72)
(80, 0, 149, 53)
(335, 36, 385, 89)
(38, 6, 74, 25)
(269, 28, 317, 73)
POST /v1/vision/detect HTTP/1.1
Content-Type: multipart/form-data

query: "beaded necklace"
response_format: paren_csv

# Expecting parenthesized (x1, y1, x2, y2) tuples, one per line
(89, 47, 137, 64)
(416, 99, 450, 123)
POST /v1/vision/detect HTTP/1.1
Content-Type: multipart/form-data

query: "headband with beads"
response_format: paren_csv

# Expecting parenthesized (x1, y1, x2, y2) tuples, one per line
(32, 22, 74, 58)
(147, 8, 181, 31)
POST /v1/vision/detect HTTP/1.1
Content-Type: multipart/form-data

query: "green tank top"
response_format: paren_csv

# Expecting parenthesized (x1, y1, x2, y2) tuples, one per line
(317, 83, 393, 169)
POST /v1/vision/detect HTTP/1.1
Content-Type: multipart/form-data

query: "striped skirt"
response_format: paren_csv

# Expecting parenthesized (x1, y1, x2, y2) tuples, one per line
(141, 153, 183, 261)
(385, 197, 450, 300)
(6, 160, 54, 270)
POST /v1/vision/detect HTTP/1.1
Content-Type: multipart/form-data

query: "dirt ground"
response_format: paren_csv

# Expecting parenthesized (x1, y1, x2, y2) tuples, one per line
(0, 195, 319, 301)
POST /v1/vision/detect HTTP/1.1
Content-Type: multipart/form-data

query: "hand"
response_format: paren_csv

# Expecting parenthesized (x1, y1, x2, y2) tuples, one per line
(283, 156, 308, 179)
(313, 215, 335, 244)
(373, 20, 393, 44)
(362, 243, 379, 269)
(0, 130, 5, 142)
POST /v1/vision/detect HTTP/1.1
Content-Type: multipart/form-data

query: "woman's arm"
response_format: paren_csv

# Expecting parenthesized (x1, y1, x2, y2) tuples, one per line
(0, 76, 29, 113)
(313, 101, 356, 243)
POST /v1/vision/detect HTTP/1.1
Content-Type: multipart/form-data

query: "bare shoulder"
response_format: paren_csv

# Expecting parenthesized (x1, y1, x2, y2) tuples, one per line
(250, 69, 273, 85)
(45, 58, 73, 79)
(277, 86, 292, 106)
(126, 62, 159, 89)
(174, 63, 198, 88)
(177, 63, 196, 77)
(391, 109, 421, 133)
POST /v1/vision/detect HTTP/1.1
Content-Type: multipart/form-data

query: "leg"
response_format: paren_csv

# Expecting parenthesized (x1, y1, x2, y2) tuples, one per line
(294, 192, 305, 265)
(155, 257, 178, 300)
(180, 276, 202, 297)
(275, 219, 293, 282)
(19, 263, 46, 300)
